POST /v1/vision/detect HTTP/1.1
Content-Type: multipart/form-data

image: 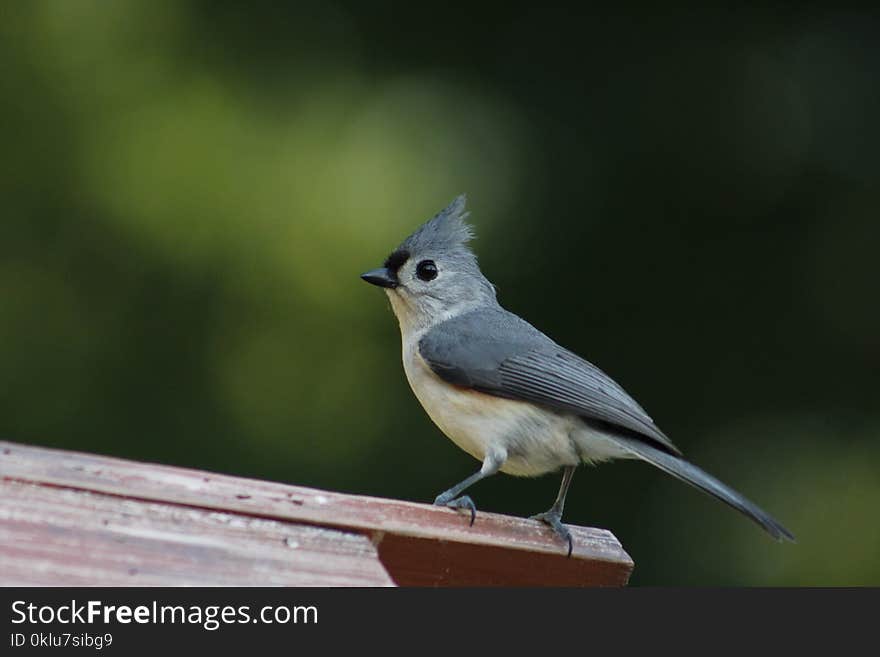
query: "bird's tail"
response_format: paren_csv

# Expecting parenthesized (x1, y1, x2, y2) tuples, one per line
(613, 435, 795, 542)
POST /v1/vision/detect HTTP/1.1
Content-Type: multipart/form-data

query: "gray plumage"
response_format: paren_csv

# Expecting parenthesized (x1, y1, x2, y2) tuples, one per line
(419, 307, 679, 456)
(362, 195, 794, 549)
(400, 194, 475, 254)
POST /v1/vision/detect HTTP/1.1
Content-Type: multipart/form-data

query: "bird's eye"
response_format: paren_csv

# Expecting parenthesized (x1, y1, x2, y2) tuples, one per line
(416, 260, 438, 282)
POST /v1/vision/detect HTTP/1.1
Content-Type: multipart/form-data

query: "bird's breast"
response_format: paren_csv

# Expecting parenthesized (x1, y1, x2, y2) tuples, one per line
(403, 344, 501, 458)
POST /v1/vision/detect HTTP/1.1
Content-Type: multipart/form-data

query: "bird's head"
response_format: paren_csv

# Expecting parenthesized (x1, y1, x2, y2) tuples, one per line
(361, 195, 497, 333)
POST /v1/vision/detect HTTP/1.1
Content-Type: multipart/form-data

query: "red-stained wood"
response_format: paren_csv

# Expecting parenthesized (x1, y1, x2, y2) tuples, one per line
(0, 479, 393, 586)
(0, 441, 634, 586)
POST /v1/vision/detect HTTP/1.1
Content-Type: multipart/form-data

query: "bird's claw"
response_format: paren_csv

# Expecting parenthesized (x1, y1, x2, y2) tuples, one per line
(530, 509, 573, 557)
(434, 494, 477, 526)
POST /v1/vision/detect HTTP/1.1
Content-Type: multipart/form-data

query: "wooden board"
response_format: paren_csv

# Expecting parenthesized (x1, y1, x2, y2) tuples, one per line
(0, 441, 634, 586)
(0, 479, 393, 586)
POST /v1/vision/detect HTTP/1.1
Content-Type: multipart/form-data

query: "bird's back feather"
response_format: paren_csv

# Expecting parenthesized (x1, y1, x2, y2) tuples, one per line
(419, 307, 681, 456)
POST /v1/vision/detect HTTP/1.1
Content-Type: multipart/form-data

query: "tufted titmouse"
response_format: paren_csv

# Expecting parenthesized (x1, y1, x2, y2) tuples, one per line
(361, 196, 793, 554)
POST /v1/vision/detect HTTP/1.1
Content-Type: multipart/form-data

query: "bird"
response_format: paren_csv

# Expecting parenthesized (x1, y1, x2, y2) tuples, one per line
(360, 195, 794, 555)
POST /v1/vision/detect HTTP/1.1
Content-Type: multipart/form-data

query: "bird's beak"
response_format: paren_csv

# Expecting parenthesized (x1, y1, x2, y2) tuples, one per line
(360, 267, 398, 289)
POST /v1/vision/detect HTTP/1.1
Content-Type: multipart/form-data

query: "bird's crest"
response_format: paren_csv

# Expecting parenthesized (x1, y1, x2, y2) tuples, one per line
(400, 195, 474, 256)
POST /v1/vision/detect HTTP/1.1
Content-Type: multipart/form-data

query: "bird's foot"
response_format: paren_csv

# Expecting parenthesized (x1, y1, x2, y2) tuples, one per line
(530, 508, 573, 557)
(433, 493, 477, 526)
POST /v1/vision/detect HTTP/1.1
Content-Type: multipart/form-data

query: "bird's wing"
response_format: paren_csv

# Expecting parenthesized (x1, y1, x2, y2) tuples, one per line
(418, 307, 681, 456)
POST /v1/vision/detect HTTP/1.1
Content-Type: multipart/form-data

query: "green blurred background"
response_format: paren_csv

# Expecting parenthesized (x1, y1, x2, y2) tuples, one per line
(2, 2, 878, 585)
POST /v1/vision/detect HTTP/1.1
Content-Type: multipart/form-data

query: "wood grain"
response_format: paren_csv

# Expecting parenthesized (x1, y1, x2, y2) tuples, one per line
(0, 479, 393, 586)
(0, 441, 633, 586)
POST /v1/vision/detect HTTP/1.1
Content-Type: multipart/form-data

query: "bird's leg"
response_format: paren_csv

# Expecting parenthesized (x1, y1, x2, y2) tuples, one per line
(530, 466, 576, 557)
(433, 451, 504, 526)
